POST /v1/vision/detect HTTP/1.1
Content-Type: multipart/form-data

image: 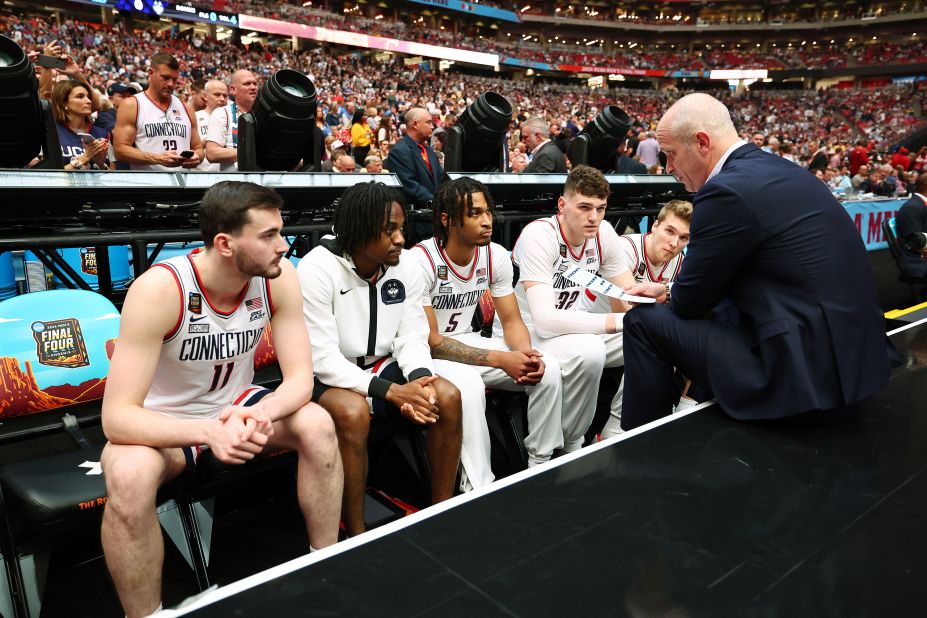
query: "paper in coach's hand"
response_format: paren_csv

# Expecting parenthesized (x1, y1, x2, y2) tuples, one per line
(563, 266, 657, 304)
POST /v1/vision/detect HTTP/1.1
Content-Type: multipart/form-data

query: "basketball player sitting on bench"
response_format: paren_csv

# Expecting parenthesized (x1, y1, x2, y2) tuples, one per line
(574, 200, 692, 438)
(100, 181, 343, 618)
(298, 181, 462, 537)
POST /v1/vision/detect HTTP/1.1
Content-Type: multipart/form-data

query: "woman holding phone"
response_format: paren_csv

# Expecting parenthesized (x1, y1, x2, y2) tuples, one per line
(51, 80, 112, 170)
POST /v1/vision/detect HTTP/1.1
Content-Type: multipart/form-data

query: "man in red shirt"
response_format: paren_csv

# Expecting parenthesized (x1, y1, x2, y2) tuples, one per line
(849, 139, 869, 176)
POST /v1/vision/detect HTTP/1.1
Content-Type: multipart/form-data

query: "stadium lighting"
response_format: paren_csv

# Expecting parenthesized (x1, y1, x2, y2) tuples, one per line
(237, 69, 320, 172)
(0, 34, 61, 169)
(567, 105, 632, 173)
(444, 92, 513, 173)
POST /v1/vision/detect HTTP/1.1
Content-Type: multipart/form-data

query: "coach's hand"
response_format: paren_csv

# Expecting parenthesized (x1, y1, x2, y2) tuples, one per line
(387, 376, 440, 424)
(625, 281, 668, 304)
(491, 349, 543, 384)
(180, 152, 202, 168)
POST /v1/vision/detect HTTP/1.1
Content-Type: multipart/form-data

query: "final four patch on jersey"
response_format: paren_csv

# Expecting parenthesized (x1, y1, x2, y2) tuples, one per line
(381, 279, 406, 305)
(637, 263, 646, 277)
(559, 244, 567, 258)
(188, 292, 202, 314)
(437, 265, 448, 280)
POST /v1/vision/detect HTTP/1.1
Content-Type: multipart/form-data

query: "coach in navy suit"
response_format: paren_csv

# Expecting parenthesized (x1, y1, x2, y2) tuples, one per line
(386, 107, 447, 207)
(621, 93, 894, 430)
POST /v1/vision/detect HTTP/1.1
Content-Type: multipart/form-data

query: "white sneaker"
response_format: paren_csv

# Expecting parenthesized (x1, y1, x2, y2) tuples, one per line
(673, 396, 698, 413)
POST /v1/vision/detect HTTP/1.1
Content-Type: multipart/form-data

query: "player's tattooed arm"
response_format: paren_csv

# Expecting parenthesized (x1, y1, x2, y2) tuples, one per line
(430, 336, 491, 366)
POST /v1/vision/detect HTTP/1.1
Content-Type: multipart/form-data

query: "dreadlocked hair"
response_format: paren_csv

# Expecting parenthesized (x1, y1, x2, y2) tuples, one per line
(333, 181, 407, 257)
(433, 176, 496, 247)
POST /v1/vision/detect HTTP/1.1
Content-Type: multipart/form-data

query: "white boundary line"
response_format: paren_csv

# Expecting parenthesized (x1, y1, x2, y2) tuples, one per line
(159, 401, 713, 616)
(160, 316, 919, 615)
(886, 314, 927, 336)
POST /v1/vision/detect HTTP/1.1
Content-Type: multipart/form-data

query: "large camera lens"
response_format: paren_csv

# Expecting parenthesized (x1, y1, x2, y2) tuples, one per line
(904, 232, 927, 252)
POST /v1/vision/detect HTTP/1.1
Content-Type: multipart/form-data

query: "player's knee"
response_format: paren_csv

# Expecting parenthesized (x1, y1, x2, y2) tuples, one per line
(101, 445, 163, 516)
(433, 378, 462, 429)
(623, 305, 651, 338)
(322, 392, 370, 442)
(293, 403, 339, 452)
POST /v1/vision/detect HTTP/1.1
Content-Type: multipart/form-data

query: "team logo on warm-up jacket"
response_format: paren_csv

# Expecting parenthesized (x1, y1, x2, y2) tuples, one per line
(381, 279, 405, 305)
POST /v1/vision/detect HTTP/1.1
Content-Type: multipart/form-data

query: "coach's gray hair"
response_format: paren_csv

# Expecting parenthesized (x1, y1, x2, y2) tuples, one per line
(667, 93, 738, 144)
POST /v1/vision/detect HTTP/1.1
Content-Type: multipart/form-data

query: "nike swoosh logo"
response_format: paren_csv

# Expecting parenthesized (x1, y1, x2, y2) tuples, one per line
(190, 315, 209, 322)
(340, 289, 351, 295)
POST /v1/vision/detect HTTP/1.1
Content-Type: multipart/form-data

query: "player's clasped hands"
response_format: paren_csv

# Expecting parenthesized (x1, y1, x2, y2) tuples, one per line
(497, 349, 545, 385)
(387, 376, 440, 425)
(209, 404, 273, 464)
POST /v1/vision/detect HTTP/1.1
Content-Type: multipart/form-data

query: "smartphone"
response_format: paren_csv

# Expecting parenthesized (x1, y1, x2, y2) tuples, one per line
(35, 54, 67, 70)
(179, 150, 195, 159)
(77, 133, 95, 145)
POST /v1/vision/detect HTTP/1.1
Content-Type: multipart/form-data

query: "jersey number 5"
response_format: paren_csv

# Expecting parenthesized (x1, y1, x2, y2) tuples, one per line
(209, 362, 235, 392)
(445, 312, 461, 332)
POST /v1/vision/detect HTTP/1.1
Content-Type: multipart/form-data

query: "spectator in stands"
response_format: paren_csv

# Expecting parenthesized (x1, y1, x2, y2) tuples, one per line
(894, 172, 927, 277)
(52, 80, 111, 171)
(892, 147, 912, 172)
(377, 113, 394, 145)
(205, 69, 258, 172)
(550, 122, 570, 154)
(350, 108, 373, 164)
(859, 167, 890, 195)
(332, 153, 357, 173)
(849, 139, 870, 175)
(852, 164, 870, 189)
(100, 181, 342, 618)
(807, 140, 828, 172)
(94, 83, 137, 133)
(514, 117, 567, 173)
(316, 107, 331, 139)
(913, 147, 927, 173)
(637, 131, 660, 167)
(364, 154, 384, 173)
(388, 107, 447, 208)
(322, 140, 348, 172)
(113, 53, 203, 170)
(615, 138, 647, 174)
(188, 78, 207, 112)
(297, 181, 462, 536)
(195, 79, 228, 172)
(828, 166, 853, 195)
(751, 132, 766, 149)
(779, 142, 797, 163)
(766, 136, 780, 155)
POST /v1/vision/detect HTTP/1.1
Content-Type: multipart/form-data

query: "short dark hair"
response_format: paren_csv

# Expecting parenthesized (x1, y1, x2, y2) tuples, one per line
(198, 181, 283, 247)
(433, 177, 495, 247)
(150, 52, 179, 72)
(333, 182, 407, 256)
(564, 165, 610, 199)
(191, 78, 207, 93)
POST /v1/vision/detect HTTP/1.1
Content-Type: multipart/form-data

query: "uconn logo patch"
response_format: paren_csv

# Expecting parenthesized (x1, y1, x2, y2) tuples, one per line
(381, 279, 405, 305)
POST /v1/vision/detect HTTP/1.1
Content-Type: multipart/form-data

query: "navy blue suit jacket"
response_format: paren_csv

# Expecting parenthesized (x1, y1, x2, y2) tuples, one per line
(671, 144, 892, 419)
(388, 135, 446, 207)
(894, 194, 927, 278)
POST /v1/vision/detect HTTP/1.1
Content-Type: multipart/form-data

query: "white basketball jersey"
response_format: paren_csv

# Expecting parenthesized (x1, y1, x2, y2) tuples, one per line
(414, 238, 512, 336)
(194, 109, 219, 172)
(576, 233, 684, 313)
(144, 251, 272, 419)
(512, 215, 607, 320)
(131, 92, 194, 171)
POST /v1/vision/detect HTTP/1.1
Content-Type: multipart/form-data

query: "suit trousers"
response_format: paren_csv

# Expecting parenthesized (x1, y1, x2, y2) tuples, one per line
(622, 304, 713, 431)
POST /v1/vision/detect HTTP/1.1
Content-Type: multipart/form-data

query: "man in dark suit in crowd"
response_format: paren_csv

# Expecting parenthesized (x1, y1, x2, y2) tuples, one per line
(614, 138, 647, 174)
(895, 171, 927, 278)
(387, 107, 447, 207)
(550, 122, 570, 154)
(620, 93, 894, 430)
(513, 118, 568, 173)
